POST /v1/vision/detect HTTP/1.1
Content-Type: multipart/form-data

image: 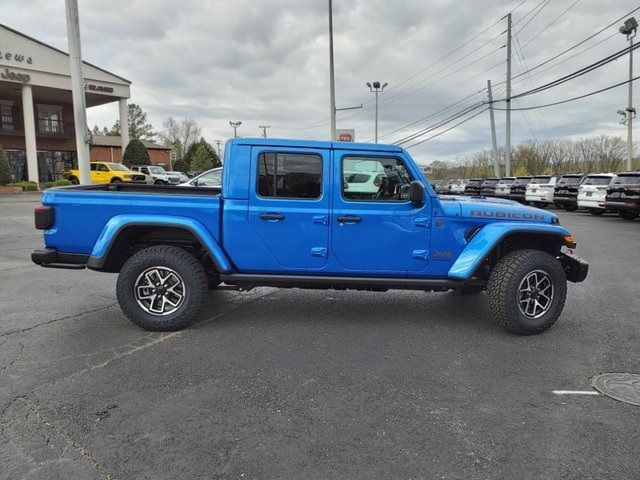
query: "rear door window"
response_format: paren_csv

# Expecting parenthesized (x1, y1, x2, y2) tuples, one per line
(257, 152, 322, 199)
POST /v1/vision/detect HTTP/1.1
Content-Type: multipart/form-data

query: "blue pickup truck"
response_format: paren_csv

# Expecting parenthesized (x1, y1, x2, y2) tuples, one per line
(32, 138, 588, 335)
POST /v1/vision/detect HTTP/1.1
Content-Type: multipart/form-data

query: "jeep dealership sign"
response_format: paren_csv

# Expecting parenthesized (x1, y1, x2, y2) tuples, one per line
(336, 129, 355, 142)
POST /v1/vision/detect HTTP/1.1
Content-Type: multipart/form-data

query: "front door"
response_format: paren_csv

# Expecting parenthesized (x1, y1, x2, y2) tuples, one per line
(330, 151, 431, 274)
(248, 148, 330, 271)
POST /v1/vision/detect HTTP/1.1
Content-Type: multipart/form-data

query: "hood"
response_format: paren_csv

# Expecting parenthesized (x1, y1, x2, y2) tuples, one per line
(438, 195, 559, 224)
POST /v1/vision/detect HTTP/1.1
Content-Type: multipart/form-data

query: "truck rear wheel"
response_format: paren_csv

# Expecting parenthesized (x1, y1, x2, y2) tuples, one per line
(618, 211, 638, 220)
(487, 249, 567, 335)
(116, 245, 207, 331)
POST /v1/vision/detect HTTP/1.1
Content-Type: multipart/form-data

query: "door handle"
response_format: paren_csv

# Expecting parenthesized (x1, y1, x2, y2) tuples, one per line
(259, 213, 285, 221)
(337, 215, 362, 224)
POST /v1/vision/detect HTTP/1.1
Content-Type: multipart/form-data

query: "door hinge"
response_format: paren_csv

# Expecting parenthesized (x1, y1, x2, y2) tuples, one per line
(311, 247, 328, 258)
(414, 217, 431, 228)
(412, 249, 429, 260)
(313, 215, 328, 225)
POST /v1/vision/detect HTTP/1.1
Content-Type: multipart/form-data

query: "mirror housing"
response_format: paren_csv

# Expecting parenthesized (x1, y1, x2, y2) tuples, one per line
(409, 180, 425, 206)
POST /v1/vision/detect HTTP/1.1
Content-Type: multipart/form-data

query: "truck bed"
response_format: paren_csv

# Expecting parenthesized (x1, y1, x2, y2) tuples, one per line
(41, 184, 222, 256)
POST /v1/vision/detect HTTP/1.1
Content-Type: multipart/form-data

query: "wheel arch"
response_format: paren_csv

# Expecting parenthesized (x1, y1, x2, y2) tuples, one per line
(86, 215, 233, 274)
(448, 222, 571, 282)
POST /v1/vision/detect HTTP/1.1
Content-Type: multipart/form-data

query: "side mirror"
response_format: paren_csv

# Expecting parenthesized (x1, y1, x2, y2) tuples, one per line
(409, 180, 425, 206)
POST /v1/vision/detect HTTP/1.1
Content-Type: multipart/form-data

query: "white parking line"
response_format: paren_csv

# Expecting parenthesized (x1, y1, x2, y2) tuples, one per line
(552, 390, 600, 395)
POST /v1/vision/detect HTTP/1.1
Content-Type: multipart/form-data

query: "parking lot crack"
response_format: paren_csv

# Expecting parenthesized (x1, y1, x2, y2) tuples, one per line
(0, 341, 24, 376)
(16, 396, 115, 480)
(0, 302, 118, 338)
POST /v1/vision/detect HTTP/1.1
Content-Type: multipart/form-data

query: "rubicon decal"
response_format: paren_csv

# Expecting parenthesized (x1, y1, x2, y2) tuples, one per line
(470, 210, 545, 220)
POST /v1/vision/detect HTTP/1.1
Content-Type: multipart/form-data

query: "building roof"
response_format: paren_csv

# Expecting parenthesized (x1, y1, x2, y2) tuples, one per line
(90, 134, 171, 150)
(0, 22, 131, 84)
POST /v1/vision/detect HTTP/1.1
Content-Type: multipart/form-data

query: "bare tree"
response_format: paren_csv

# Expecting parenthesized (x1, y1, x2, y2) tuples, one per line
(159, 117, 202, 161)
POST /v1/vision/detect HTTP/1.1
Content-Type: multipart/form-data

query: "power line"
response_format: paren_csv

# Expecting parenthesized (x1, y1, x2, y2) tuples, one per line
(520, 0, 581, 49)
(405, 108, 489, 149)
(491, 74, 640, 111)
(514, 0, 552, 34)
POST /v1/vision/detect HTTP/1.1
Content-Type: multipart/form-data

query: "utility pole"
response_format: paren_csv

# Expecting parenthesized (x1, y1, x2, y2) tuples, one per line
(328, 0, 337, 141)
(259, 125, 271, 138)
(620, 17, 638, 171)
(367, 81, 388, 143)
(229, 121, 241, 138)
(215, 140, 222, 160)
(505, 12, 512, 177)
(64, 0, 90, 185)
(487, 80, 499, 177)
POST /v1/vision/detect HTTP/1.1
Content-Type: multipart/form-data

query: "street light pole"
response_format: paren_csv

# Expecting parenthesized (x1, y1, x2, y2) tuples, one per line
(259, 125, 271, 138)
(328, 0, 337, 141)
(620, 17, 638, 171)
(505, 12, 512, 177)
(229, 121, 241, 138)
(367, 81, 388, 143)
(64, 0, 91, 185)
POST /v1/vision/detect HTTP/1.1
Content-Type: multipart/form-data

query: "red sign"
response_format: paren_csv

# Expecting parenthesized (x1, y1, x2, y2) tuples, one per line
(338, 132, 353, 142)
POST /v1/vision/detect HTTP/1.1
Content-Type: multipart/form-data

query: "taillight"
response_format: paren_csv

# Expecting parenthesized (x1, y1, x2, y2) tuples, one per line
(34, 205, 54, 230)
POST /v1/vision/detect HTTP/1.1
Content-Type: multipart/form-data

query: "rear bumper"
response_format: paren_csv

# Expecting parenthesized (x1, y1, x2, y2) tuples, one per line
(577, 198, 606, 209)
(554, 196, 577, 205)
(31, 248, 88, 270)
(508, 192, 526, 201)
(559, 249, 588, 283)
(605, 201, 640, 213)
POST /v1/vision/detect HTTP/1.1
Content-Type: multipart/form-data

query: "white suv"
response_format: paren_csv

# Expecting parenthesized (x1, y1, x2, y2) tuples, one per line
(525, 175, 559, 208)
(130, 165, 181, 185)
(448, 179, 467, 194)
(577, 173, 616, 215)
(494, 177, 516, 199)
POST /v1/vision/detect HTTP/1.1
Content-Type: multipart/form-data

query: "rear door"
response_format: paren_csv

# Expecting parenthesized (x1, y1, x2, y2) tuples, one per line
(330, 150, 431, 274)
(248, 147, 330, 271)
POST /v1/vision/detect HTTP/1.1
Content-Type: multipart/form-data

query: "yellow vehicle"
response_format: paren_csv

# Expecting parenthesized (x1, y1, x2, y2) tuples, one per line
(64, 162, 143, 184)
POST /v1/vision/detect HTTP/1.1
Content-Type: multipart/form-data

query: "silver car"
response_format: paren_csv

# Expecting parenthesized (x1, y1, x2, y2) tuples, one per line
(179, 167, 223, 188)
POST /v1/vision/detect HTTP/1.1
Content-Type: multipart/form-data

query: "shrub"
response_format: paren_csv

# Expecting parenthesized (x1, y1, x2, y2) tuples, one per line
(10, 181, 39, 191)
(0, 144, 12, 185)
(53, 179, 73, 187)
(122, 139, 150, 167)
(40, 181, 54, 190)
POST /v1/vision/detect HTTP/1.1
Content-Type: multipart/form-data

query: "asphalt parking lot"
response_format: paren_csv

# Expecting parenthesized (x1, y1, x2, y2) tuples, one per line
(1, 193, 639, 480)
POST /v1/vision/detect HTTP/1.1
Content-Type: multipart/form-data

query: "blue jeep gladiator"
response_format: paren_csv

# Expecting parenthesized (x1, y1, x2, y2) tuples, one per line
(32, 138, 588, 334)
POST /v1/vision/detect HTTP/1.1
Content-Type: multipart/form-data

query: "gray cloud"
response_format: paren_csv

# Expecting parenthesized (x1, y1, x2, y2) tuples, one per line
(0, 0, 635, 163)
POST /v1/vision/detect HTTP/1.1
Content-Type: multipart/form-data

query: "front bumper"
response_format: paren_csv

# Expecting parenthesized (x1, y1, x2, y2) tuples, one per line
(559, 247, 588, 283)
(32, 248, 88, 269)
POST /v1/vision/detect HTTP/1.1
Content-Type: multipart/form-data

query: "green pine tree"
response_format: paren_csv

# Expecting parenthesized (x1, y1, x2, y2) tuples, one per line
(189, 144, 215, 173)
(122, 139, 150, 167)
(173, 158, 189, 173)
(0, 144, 13, 185)
(184, 137, 221, 168)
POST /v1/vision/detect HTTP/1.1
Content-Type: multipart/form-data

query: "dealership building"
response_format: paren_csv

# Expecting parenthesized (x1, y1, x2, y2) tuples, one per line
(0, 23, 132, 182)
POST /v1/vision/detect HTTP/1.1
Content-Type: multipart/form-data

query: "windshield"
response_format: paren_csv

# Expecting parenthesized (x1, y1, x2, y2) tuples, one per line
(109, 163, 129, 171)
(583, 176, 612, 186)
(498, 178, 515, 185)
(532, 176, 551, 182)
(149, 166, 167, 174)
(467, 179, 483, 186)
(345, 173, 372, 183)
(483, 179, 499, 186)
(612, 174, 640, 185)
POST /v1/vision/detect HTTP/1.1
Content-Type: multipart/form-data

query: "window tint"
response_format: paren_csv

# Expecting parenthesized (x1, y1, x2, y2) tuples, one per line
(258, 152, 322, 199)
(613, 175, 640, 185)
(90, 163, 97, 171)
(342, 156, 412, 201)
(96, 164, 109, 172)
(583, 176, 612, 186)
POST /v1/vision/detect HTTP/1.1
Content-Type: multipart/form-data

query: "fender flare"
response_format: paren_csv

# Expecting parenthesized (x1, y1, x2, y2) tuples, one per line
(86, 214, 233, 273)
(447, 222, 571, 280)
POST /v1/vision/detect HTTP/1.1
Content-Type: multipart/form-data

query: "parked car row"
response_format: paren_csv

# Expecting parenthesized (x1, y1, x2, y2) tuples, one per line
(432, 171, 640, 220)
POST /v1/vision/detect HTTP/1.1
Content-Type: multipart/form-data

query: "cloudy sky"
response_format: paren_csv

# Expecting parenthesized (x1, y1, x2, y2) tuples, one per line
(0, 0, 636, 164)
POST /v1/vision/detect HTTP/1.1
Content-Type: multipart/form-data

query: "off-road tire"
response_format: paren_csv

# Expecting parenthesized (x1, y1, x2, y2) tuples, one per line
(487, 249, 567, 335)
(618, 211, 638, 221)
(116, 245, 207, 331)
(533, 202, 546, 209)
(564, 204, 578, 212)
(111, 177, 122, 183)
(153, 179, 165, 185)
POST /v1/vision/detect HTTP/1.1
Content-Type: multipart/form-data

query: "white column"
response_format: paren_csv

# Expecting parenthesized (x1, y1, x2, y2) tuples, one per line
(21, 84, 39, 184)
(119, 98, 129, 153)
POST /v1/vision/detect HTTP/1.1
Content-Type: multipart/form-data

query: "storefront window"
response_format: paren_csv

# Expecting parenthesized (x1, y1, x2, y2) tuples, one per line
(5, 150, 26, 182)
(37, 151, 77, 182)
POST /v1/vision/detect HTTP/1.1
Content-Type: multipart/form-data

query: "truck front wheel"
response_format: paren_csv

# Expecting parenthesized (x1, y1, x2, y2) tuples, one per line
(116, 245, 208, 331)
(487, 249, 567, 335)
